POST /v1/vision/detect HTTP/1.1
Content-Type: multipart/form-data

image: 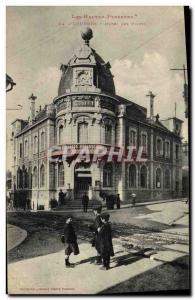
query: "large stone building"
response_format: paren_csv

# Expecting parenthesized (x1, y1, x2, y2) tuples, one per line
(11, 28, 183, 210)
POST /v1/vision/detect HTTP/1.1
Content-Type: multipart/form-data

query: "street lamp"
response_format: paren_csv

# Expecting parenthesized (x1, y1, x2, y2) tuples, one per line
(6, 74, 16, 92)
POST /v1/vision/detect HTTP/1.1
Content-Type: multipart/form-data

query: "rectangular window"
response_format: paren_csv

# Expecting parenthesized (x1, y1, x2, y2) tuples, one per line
(156, 138, 163, 156)
(175, 145, 179, 160)
(14, 140, 16, 154)
(165, 141, 170, 158)
(24, 140, 28, 157)
(19, 143, 22, 158)
(103, 172, 112, 187)
(41, 132, 45, 150)
(105, 125, 112, 144)
(59, 126, 63, 145)
(141, 134, 147, 146)
(141, 133, 147, 153)
(129, 130, 136, 146)
(78, 122, 88, 144)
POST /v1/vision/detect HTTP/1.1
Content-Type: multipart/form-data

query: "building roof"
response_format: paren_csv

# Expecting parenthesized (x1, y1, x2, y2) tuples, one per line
(58, 28, 115, 96)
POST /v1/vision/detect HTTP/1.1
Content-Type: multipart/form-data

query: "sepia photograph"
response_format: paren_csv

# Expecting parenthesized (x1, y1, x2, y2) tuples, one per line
(6, 5, 190, 295)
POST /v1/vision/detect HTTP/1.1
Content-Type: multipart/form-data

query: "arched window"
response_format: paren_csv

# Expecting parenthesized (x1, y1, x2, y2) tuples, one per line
(156, 168, 162, 188)
(58, 162, 64, 187)
(23, 166, 28, 188)
(41, 131, 45, 151)
(59, 125, 63, 145)
(33, 166, 38, 188)
(140, 165, 147, 188)
(165, 169, 170, 189)
(78, 122, 88, 144)
(105, 124, 112, 144)
(34, 136, 38, 153)
(103, 163, 113, 187)
(40, 165, 45, 187)
(129, 164, 136, 188)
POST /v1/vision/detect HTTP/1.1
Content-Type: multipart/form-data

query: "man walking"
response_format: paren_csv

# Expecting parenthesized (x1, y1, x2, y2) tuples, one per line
(82, 193, 89, 212)
(64, 216, 79, 268)
(58, 189, 64, 206)
(116, 194, 121, 209)
(89, 206, 103, 264)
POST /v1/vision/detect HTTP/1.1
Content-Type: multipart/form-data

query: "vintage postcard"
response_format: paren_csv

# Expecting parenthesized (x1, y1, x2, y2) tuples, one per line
(6, 6, 190, 295)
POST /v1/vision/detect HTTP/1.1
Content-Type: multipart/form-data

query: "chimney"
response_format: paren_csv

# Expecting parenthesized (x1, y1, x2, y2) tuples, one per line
(146, 91, 156, 121)
(28, 93, 37, 124)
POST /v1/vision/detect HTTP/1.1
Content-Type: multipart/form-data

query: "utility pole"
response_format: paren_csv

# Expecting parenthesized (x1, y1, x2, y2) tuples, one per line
(174, 102, 177, 118)
(170, 64, 188, 118)
(146, 91, 156, 121)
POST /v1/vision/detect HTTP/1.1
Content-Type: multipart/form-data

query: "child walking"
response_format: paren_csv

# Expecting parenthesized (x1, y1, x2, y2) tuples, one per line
(64, 216, 79, 268)
(99, 213, 114, 270)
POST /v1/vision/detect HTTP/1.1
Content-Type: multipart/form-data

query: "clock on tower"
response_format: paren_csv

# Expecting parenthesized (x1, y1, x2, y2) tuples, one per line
(77, 70, 91, 86)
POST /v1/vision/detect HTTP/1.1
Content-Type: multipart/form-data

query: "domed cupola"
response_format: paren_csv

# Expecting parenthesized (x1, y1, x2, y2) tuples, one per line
(58, 28, 115, 96)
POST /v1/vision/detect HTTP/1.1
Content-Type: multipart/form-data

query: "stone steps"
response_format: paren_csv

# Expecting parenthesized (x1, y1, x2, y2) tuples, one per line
(55, 198, 102, 210)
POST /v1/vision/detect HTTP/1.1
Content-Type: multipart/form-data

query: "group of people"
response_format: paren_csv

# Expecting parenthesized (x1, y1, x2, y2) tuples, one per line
(82, 193, 122, 213)
(61, 190, 137, 212)
(105, 194, 121, 210)
(63, 206, 114, 270)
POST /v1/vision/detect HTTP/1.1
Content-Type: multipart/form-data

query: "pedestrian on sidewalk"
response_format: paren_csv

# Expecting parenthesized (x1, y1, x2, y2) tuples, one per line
(58, 189, 64, 206)
(131, 193, 136, 207)
(99, 213, 114, 270)
(82, 193, 89, 212)
(116, 194, 121, 209)
(89, 206, 103, 264)
(64, 216, 79, 268)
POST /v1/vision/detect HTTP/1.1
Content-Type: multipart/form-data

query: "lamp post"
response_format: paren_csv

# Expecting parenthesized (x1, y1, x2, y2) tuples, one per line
(6, 74, 16, 92)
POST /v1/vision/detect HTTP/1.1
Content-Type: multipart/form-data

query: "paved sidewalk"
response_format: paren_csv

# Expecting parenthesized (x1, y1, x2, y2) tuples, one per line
(8, 241, 187, 295)
(7, 224, 27, 251)
(6, 198, 187, 214)
(121, 198, 187, 209)
(133, 201, 189, 232)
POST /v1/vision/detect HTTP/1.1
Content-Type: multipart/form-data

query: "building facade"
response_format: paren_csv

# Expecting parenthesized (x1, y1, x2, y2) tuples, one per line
(11, 28, 183, 210)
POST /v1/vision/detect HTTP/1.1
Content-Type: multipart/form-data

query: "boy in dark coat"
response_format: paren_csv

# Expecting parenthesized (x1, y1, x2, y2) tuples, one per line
(64, 216, 79, 268)
(89, 206, 102, 264)
(99, 213, 114, 270)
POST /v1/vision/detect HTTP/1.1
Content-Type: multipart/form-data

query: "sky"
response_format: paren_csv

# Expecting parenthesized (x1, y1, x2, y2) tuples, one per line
(6, 6, 188, 169)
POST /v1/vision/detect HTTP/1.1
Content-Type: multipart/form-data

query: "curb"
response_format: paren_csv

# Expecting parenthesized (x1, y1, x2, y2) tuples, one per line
(120, 198, 187, 209)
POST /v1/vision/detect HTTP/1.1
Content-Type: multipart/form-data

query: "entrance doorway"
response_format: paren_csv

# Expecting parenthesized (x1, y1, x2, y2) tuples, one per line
(74, 171, 92, 201)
